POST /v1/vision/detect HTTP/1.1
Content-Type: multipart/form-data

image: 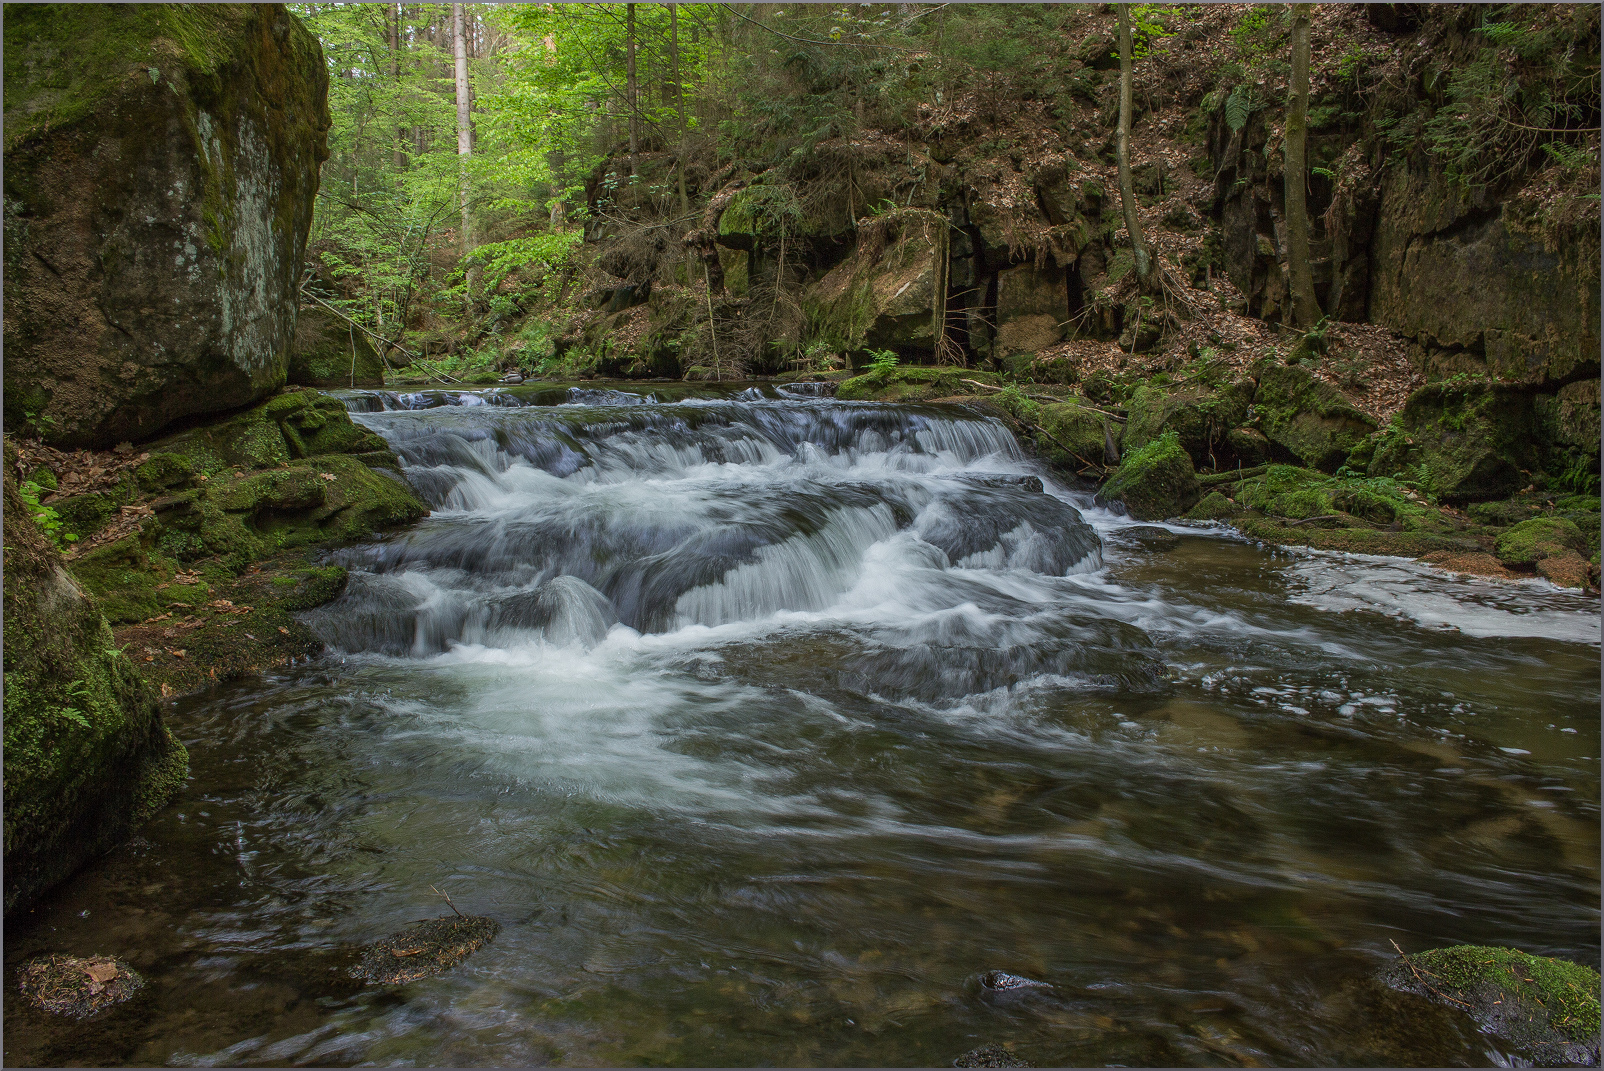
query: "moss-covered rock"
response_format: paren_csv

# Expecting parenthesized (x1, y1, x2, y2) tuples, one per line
(1185, 490, 1242, 521)
(63, 390, 426, 620)
(837, 366, 998, 402)
(1099, 431, 1201, 520)
(151, 388, 395, 475)
(1124, 378, 1255, 467)
(1036, 400, 1119, 467)
(1379, 945, 1600, 1067)
(1253, 363, 1378, 472)
(3, 439, 187, 917)
(802, 208, 948, 358)
(1368, 383, 1541, 503)
(3, 5, 331, 448)
(287, 307, 385, 388)
(1494, 516, 1587, 566)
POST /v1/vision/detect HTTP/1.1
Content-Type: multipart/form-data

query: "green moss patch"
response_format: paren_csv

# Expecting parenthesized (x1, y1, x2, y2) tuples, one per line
(1099, 431, 1201, 521)
(1381, 945, 1600, 1066)
(1494, 516, 1587, 565)
(837, 366, 999, 402)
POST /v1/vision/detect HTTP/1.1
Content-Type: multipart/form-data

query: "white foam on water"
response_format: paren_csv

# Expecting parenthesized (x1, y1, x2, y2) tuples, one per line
(1283, 548, 1600, 643)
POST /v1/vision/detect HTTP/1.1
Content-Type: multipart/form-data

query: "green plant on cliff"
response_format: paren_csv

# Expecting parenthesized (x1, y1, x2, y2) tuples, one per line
(867, 348, 900, 375)
(1416, 6, 1601, 190)
(17, 479, 76, 550)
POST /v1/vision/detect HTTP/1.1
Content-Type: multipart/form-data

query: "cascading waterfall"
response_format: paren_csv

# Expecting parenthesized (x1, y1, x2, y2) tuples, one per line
(10, 384, 1594, 1069)
(308, 392, 1111, 680)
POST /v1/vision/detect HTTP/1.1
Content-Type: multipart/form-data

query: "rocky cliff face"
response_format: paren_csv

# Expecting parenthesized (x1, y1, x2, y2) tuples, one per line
(3, 4, 330, 448)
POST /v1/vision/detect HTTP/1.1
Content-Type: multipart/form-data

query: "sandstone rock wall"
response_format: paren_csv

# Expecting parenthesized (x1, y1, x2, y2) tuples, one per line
(3, 4, 330, 448)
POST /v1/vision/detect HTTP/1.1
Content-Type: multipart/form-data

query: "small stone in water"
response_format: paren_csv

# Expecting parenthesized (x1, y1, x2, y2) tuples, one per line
(954, 1043, 1032, 1067)
(17, 954, 143, 1018)
(979, 970, 1051, 991)
(352, 915, 499, 985)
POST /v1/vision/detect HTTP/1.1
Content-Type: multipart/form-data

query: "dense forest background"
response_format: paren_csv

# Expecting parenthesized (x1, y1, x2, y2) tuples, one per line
(295, 2, 1600, 388)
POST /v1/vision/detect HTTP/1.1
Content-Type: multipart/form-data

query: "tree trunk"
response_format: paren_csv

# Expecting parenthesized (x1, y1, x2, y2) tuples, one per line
(1285, 2, 1321, 329)
(670, 4, 690, 223)
(626, 3, 639, 179)
(1116, 4, 1156, 293)
(452, 2, 477, 298)
(390, 3, 406, 173)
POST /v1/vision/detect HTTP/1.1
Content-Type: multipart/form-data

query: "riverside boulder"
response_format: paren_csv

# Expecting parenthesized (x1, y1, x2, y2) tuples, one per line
(3, 4, 330, 448)
(3, 441, 188, 917)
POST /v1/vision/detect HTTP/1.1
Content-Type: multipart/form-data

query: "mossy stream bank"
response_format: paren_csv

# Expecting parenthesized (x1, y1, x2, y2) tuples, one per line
(837, 364, 1602, 593)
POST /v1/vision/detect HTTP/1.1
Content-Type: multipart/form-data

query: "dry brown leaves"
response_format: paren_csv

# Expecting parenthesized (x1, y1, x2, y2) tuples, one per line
(17, 954, 143, 1019)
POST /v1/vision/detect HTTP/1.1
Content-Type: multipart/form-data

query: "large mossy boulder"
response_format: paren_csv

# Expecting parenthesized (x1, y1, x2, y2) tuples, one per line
(3, 4, 331, 448)
(1379, 945, 1600, 1067)
(1099, 430, 1201, 520)
(1124, 378, 1255, 468)
(3, 440, 188, 917)
(803, 208, 947, 357)
(1253, 363, 1377, 472)
(1037, 400, 1120, 467)
(288, 307, 385, 388)
(1366, 383, 1541, 503)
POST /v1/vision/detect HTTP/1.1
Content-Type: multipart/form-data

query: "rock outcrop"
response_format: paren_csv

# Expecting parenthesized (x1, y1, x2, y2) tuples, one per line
(3, 440, 188, 917)
(3, 4, 331, 448)
(288, 306, 385, 388)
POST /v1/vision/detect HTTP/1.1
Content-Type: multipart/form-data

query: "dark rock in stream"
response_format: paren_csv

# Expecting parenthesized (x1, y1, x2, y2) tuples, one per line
(3, 4, 331, 447)
(953, 1043, 1033, 1067)
(352, 915, 500, 986)
(1114, 525, 1182, 551)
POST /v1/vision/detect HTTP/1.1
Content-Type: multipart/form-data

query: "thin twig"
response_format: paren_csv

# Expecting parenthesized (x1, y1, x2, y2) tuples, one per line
(958, 379, 1129, 422)
(431, 885, 465, 918)
(300, 287, 461, 384)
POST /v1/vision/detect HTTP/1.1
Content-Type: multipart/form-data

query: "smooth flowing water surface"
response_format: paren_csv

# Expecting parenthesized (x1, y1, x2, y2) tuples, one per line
(7, 386, 1599, 1068)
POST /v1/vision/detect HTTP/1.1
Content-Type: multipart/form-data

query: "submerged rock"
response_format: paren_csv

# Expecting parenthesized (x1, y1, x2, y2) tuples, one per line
(3, 441, 187, 916)
(352, 915, 499, 985)
(16, 954, 144, 1019)
(3, 4, 331, 447)
(1379, 944, 1601, 1067)
(954, 1043, 1032, 1067)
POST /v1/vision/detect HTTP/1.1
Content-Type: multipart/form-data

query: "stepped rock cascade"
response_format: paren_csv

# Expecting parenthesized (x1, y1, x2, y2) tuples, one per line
(309, 396, 1113, 694)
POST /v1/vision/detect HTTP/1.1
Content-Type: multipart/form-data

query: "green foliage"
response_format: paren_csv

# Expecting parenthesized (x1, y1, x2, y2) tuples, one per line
(18, 479, 77, 549)
(866, 348, 899, 374)
(1127, 4, 1170, 60)
(1225, 84, 1260, 133)
(1413, 6, 1601, 189)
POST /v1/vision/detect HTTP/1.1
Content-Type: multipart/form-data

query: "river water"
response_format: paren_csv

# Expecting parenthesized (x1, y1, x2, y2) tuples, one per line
(6, 385, 1599, 1067)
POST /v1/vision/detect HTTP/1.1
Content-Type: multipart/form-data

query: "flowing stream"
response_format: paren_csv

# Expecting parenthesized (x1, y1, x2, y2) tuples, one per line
(6, 385, 1599, 1067)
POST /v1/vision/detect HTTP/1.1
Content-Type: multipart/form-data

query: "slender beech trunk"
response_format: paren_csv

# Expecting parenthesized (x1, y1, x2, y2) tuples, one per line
(1284, 2, 1321, 328)
(390, 3, 406, 173)
(1115, 4, 1156, 293)
(626, 3, 639, 179)
(452, 2, 477, 298)
(670, 1, 689, 283)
